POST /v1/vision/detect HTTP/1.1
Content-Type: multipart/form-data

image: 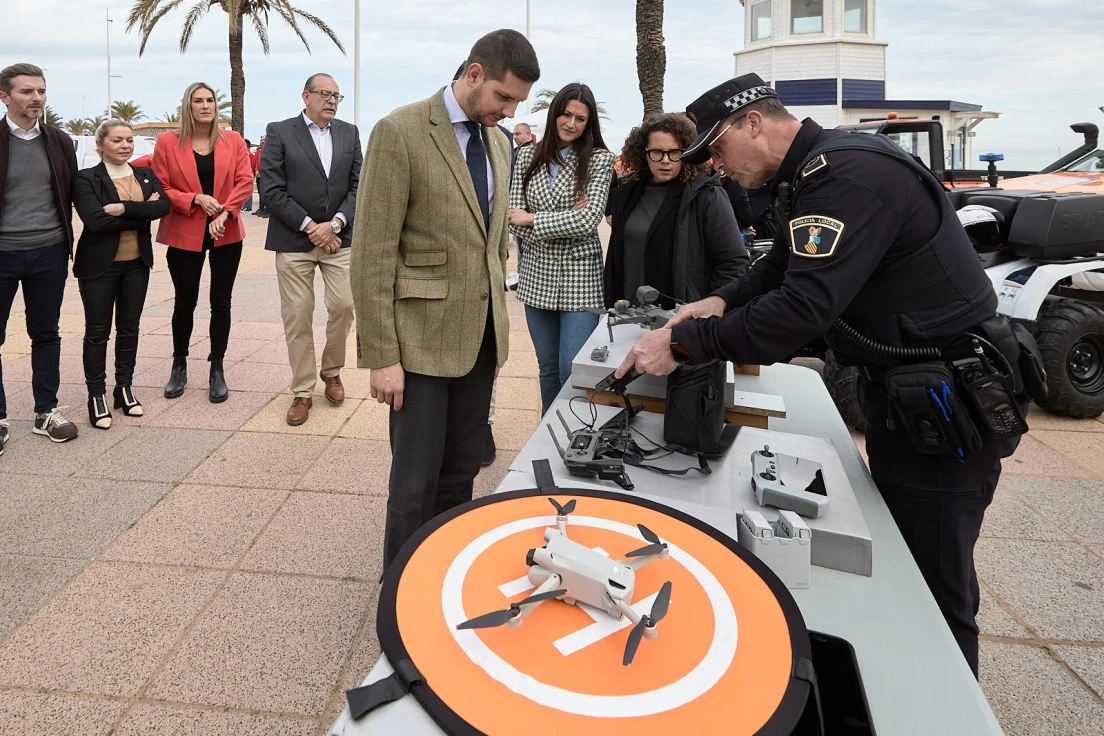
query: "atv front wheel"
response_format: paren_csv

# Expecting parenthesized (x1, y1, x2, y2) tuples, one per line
(822, 350, 868, 433)
(1033, 298, 1104, 418)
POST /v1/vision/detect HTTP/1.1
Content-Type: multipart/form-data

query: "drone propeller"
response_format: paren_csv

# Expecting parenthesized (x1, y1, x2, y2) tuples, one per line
(625, 523, 668, 558)
(623, 581, 672, 666)
(456, 589, 567, 630)
(548, 497, 576, 516)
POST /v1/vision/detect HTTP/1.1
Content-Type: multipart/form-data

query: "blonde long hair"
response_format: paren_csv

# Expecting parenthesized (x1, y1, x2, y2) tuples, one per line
(177, 82, 223, 149)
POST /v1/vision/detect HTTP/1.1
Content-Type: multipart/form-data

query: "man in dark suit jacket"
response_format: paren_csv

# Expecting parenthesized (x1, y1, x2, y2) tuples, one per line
(0, 63, 79, 449)
(260, 73, 362, 426)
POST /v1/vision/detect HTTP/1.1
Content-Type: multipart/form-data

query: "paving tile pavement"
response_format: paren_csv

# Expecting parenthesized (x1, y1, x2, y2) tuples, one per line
(112, 703, 316, 736)
(5, 215, 1104, 733)
(0, 690, 124, 736)
(0, 562, 224, 696)
(980, 641, 1104, 735)
(144, 572, 372, 715)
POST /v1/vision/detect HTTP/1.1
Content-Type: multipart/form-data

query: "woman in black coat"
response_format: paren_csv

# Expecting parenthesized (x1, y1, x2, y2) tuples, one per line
(604, 114, 749, 309)
(72, 120, 169, 428)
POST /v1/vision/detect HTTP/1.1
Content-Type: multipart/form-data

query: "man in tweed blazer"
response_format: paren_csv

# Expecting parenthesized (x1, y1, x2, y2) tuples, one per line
(351, 29, 539, 570)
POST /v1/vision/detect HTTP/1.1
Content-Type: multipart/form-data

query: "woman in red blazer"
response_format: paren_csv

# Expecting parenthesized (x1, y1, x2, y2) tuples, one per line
(152, 82, 253, 403)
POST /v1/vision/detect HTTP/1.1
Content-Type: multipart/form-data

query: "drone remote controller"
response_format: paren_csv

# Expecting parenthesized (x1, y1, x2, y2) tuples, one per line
(751, 445, 830, 518)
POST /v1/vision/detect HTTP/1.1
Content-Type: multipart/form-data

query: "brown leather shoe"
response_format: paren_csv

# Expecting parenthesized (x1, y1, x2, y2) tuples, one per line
(287, 396, 312, 426)
(322, 373, 344, 405)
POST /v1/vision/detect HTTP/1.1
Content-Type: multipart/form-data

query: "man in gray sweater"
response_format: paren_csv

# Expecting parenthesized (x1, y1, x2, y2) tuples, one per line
(0, 63, 79, 454)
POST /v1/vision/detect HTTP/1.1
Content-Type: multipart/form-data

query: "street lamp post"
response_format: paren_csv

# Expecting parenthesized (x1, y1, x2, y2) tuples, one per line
(525, 0, 530, 115)
(105, 6, 121, 119)
(354, 0, 361, 129)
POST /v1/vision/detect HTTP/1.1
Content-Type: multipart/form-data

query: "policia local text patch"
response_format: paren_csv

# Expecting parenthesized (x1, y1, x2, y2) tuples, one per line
(789, 215, 845, 258)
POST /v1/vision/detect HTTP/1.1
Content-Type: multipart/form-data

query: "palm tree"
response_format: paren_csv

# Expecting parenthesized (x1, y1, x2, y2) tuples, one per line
(126, 0, 345, 134)
(87, 116, 107, 133)
(65, 118, 94, 135)
(43, 106, 63, 127)
(530, 87, 610, 120)
(161, 109, 180, 123)
(110, 100, 147, 124)
(636, 0, 666, 120)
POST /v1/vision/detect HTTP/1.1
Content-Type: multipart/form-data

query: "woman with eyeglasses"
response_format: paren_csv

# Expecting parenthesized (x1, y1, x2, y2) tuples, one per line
(509, 83, 616, 415)
(152, 82, 254, 403)
(604, 113, 749, 310)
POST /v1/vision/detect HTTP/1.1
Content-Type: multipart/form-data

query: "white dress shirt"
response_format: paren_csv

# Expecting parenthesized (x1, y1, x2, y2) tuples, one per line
(5, 117, 41, 141)
(442, 83, 495, 214)
(298, 111, 347, 233)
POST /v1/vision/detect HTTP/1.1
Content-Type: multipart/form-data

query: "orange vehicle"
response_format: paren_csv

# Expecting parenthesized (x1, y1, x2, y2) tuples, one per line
(836, 115, 1102, 193)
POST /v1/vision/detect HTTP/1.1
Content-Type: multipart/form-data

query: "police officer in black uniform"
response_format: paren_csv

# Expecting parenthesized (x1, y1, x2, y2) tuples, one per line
(617, 74, 1024, 677)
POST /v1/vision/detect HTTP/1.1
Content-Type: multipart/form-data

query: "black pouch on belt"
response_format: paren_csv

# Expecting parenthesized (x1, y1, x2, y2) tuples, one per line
(972, 315, 1047, 400)
(883, 361, 983, 459)
(664, 360, 738, 458)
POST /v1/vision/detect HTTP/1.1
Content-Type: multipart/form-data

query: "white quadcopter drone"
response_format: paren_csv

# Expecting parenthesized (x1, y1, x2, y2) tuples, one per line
(456, 497, 674, 666)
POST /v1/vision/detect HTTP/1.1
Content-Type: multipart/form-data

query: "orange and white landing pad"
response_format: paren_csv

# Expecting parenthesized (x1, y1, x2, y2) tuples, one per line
(376, 488, 814, 735)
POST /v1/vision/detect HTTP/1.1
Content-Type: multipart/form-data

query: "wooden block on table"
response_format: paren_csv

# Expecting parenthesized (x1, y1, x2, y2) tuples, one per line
(733, 364, 760, 375)
(585, 390, 770, 428)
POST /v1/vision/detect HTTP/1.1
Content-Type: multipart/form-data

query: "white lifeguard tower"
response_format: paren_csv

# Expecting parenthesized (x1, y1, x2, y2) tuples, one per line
(735, 0, 998, 168)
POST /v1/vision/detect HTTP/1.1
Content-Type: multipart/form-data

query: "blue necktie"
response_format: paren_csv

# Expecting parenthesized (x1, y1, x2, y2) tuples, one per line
(462, 121, 490, 229)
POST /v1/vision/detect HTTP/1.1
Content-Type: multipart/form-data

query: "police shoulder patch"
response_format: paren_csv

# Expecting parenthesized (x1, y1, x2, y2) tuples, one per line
(789, 215, 845, 258)
(801, 154, 829, 179)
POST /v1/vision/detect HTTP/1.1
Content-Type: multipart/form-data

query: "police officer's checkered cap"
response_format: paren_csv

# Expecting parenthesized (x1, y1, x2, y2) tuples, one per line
(722, 86, 776, 114)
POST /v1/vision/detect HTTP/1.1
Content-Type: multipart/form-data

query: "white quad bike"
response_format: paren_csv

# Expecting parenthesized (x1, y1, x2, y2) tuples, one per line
(820, 189, 1104, 432)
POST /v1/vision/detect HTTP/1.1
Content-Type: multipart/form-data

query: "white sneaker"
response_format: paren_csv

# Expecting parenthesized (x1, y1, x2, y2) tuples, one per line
(0, 418, 9, 456)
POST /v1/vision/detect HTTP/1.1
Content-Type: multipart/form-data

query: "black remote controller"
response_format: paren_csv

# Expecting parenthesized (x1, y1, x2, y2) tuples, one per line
(594, 368, 642, 394)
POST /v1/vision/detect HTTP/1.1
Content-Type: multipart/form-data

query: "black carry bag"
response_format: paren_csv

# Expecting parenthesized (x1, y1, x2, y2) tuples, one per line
(664, 360, 738, 458)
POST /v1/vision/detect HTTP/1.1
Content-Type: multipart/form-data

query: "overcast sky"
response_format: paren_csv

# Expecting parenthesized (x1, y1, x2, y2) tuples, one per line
(5, 0, 1102, 170)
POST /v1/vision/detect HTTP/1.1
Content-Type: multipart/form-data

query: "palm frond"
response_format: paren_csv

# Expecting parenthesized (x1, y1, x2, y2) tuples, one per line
(290, 7, 345, 55)
(271, 1, 311, 53)
(137, 1, 188, 54)
(250, 11, 271, 55)
(180, 0, 214, 52)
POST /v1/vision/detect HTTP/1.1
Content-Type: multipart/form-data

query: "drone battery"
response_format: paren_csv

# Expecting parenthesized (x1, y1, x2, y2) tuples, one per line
(738, 509, 811, 589)
(751, 448, 831, 518)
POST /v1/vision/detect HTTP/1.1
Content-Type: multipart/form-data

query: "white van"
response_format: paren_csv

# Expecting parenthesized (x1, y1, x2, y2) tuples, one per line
(68, 134, 157, 170)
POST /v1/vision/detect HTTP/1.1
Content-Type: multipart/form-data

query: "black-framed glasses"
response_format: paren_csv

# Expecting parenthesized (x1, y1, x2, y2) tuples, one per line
(308, 90, 344, 102)
(646, 148, 684, 162)
(707, 113, 748, 158)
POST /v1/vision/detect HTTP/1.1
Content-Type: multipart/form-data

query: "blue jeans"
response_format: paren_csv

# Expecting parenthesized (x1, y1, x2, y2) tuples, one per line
(524, 305, 600, 415)
(0, 243, 69, 418)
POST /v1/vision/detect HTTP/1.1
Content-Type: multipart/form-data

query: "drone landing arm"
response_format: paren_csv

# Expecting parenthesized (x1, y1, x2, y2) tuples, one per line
(613, 596, 644, 627)
(556, 516, 568, 538)
(516, 573, 563, 621)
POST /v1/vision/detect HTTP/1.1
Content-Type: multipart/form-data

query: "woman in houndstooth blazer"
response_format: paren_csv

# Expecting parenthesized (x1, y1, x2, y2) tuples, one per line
(509, 83, 616, 414)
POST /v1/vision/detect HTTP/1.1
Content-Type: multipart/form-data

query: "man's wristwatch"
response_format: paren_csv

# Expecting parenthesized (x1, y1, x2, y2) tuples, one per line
(670, 333, 692, 364)
(329, 219, 342, 235)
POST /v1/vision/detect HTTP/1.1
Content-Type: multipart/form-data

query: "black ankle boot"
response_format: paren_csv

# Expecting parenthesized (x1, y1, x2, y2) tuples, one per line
(88, 393, 112, 429)
(164, 357, 187, 399)
(209, 359, 228, 403)
(113, 386, 144, 417)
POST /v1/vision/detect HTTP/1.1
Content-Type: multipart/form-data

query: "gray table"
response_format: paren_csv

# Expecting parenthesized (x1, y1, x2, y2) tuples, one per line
(328, 363, 1003, 736)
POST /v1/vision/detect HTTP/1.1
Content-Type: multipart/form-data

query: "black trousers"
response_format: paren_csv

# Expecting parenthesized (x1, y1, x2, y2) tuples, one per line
(78, 258, 150, 396)
(165, 241, 242, 361)
(383, 311, 497, 571)
(0, 242, 68, 418)
(859, 377, 1020, 676)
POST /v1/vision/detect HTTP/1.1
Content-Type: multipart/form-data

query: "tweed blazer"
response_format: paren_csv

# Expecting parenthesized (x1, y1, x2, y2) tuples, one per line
(350, 88, 511, 377)
(509, 145, 616, 311)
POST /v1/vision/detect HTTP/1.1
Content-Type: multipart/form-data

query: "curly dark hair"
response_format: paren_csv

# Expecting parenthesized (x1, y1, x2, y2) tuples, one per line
(619, 113, 704, 184)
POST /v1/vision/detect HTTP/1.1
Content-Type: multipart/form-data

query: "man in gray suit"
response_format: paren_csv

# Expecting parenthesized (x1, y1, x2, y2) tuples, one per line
(261, 73, 362, 426)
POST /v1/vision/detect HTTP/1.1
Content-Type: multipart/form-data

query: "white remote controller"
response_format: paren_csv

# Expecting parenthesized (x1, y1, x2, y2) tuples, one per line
(751, 444, 830, 518)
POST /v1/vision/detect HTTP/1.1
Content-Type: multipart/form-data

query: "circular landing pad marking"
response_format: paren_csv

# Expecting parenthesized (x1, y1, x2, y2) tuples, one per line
(378, 488, 810, 735)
